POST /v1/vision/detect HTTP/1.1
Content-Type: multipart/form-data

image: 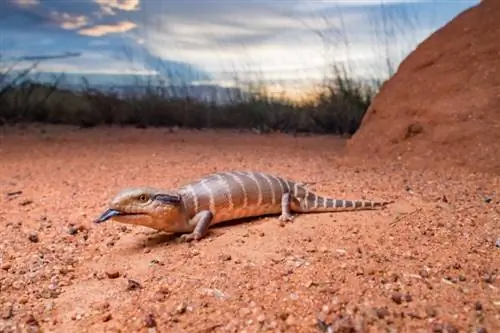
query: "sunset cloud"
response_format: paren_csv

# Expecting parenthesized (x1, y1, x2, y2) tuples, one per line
(1, 0, 479, 88)
(94, 0, 140, 16)
(50, 11, 89, 30)
(78, 21, 137, 37)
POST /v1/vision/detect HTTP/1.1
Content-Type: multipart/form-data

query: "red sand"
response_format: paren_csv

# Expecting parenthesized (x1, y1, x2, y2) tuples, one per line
(2, 1, 500, 331)
(0, 125, 499, 332)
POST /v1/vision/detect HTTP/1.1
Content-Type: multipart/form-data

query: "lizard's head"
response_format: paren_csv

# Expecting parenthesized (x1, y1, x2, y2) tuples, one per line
(94, 187, 183, 230)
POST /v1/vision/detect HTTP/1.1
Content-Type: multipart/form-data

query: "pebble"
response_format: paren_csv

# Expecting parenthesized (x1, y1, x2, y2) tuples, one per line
(376, 307, 390, 319)
(391, 292, 403, 304)
(2, 303, 13, 319)
(25, 314, 41, 332)
(105, 270, 120, 279)
(68, 226, 78, 235)
(1, 262, 12, 271)
(28, 233, 39, 243)
(144, 314, 156, 327)
(102, 313, 112, 322)
(495, 239, 500, 248)
(219, 254, 232, 262)
(126, 279, 142, 291)
(175, 302, 187, 314)
(419, 269, 430, 278)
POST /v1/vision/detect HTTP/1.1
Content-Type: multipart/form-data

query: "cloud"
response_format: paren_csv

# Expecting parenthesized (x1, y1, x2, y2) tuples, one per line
(94, 0, 140, 16)
(78, 21, 137, 37)
(1, 0, 480, 89)
(9, 0, 39, 8)
(50, 11, 89, 30)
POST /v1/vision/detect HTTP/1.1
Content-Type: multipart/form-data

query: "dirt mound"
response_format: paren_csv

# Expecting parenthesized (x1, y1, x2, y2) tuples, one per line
(348, 0, 500, 174)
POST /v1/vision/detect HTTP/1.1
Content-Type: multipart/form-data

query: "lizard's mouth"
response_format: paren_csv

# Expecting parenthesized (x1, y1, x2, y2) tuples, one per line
(94, 209, 146, 223)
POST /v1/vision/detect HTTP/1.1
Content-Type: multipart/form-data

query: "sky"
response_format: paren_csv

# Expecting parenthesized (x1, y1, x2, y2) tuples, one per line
(0, 0, 479, 94)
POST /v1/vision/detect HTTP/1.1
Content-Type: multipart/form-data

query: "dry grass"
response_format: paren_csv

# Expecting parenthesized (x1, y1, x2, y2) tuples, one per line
(0, 65, 377, 136)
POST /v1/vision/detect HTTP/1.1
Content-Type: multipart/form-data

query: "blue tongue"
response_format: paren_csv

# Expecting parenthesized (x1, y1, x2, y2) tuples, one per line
(94, 209, 122, 223)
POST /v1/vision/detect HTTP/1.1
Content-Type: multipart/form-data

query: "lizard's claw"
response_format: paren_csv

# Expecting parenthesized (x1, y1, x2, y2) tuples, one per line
(278, 214, 294, 222)
(178, 232, 202, 243)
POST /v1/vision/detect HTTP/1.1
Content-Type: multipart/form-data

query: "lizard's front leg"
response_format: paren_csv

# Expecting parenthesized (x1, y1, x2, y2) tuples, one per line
(178, 210, 214, 242)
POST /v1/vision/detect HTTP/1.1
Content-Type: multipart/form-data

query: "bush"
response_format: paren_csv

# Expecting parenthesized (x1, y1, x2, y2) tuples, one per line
(0, 70, 376, 136)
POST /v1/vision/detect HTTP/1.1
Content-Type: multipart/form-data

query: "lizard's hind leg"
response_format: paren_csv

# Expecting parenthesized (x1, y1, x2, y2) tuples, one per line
(278, 192, 298, 222)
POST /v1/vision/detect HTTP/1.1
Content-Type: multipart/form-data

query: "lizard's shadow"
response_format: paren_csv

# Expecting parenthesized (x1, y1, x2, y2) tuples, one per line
(141, 215, 274, 248)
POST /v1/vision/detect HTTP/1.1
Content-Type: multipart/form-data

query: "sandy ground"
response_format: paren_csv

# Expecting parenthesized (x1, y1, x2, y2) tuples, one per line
(0, 125, 499, 333)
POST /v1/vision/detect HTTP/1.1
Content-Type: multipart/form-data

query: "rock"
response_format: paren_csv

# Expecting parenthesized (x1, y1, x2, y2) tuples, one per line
(28, 233, 39, 243)
(144, 314, 156, 328)
(391, 292, 403, 304)
(2, 303, 13, 319)
(105, 270, 120, 279)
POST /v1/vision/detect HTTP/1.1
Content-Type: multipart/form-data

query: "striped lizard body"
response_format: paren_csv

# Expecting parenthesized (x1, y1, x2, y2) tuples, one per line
(95, 171, 393, 242)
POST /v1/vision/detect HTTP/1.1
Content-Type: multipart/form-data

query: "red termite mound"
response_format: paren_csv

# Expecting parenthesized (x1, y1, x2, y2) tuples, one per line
(347, 0, 500, 174)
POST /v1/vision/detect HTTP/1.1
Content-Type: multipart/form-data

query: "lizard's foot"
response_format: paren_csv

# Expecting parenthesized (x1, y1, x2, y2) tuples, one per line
(278, 213, 294, 222)
(178, 232, 202, 243)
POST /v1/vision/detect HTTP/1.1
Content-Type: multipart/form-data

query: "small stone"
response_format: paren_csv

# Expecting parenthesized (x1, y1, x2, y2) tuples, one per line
(144, 314, 156, 327)
(157, 284, 170, 295)
(391, 292, 403, 304)
(219, 254, 232, 262)
(153, 291, 166, 302)
(105, 270, 120, 279)
(175, 302, 187, 314)
(2, 303, 13, 319)
(495, 239, 500, 248)
(376, 307, 390, 319)
(126, 279, 142, 291)
(25, 314, 41, 332)
(404, 293, 413, 302)
(92, 301, 110, 312)
(28, 233, 39, 243)
(1, 262, 12, 271)
(68, 226, 78, 235)
(419, 269, 429, 278)
(257, 314, 266, 323)
(474, 301, 483, 311)
(482, 273, 495, 284)
(476, 327, 488, 333)
(102, 313, 112, 322)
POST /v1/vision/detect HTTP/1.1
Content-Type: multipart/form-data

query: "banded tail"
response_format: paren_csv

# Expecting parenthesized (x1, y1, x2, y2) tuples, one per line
(296, 194, 394, 213)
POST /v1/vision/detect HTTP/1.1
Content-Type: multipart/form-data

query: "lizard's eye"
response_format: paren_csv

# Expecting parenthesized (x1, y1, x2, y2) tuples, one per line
(138, 194, 148, 202)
